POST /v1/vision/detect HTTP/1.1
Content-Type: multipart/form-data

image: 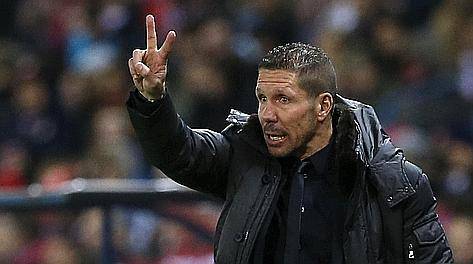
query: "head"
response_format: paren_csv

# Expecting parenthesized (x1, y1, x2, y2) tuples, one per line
(256, 43, 337, 159)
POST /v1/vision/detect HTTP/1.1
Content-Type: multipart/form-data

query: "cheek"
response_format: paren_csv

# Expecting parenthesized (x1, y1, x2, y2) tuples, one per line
(291, 112, 316, 138)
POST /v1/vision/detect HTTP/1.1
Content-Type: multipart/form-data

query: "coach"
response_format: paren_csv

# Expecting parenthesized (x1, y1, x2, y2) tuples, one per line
(126, 15, 453, 263)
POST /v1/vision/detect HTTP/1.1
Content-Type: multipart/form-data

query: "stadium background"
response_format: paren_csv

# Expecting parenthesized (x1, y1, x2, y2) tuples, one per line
(0, 0, 472, 263)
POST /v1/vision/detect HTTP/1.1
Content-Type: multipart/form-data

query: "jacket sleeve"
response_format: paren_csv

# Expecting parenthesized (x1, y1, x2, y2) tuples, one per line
(402, 161, 454, 263)
(126, 92, 231, 199)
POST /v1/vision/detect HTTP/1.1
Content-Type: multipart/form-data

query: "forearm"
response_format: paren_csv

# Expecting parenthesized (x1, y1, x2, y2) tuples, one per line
(127, 90, 182, 155)
(127, 91, 230, 198)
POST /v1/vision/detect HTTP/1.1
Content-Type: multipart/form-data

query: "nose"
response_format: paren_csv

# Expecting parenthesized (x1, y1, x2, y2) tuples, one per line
(259, 103, 277, 123)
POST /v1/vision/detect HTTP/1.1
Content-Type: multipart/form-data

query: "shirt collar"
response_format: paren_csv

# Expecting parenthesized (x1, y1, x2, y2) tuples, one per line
(304, 137, 334, 177)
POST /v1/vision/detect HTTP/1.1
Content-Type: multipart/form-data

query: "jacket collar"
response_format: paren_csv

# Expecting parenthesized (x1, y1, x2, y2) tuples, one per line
(332, 94, 416, 206)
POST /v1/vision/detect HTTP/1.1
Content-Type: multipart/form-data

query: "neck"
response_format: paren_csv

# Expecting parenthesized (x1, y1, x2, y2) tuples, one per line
(299, 118, 333, 160)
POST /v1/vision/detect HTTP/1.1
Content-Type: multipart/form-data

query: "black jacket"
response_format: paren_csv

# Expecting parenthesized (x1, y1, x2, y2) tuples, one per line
(127, 92, 453, 263)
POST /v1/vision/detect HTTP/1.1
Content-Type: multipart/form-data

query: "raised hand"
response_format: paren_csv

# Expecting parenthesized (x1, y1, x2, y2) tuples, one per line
(128, 15, 176, 100)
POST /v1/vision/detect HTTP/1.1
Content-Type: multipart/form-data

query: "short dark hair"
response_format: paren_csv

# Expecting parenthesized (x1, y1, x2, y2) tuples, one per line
(258, 43, 337, 98)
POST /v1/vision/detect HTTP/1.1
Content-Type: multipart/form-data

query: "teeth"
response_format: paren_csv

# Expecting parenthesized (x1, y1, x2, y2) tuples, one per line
(269, 135, 284, 141)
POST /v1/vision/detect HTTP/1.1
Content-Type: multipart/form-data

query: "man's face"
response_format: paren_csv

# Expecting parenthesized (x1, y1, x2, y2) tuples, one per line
(256, 69, 319, 159)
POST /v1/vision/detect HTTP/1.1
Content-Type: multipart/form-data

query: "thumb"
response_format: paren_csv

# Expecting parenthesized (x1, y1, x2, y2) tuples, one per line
(136, 62, 151, 77)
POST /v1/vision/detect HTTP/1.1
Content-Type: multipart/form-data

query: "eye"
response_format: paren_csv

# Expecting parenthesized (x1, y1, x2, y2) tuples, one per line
(278, 96, 289, 104)
(258, 95, 267, 102)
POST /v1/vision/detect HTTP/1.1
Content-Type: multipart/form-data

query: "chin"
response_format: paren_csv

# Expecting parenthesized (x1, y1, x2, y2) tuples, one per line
(268, 147, 291, 158)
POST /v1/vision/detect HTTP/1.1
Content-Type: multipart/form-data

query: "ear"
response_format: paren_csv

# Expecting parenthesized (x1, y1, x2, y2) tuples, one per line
(316, 92, 333, 122)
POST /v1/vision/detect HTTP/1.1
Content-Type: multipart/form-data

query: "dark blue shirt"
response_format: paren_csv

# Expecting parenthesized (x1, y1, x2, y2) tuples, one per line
(253, 140, 347, 264)
(300, 141, 346, 263)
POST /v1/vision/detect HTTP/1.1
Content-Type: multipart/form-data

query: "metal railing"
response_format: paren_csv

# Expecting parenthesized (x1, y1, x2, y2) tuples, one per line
(0, 178, 218, 263)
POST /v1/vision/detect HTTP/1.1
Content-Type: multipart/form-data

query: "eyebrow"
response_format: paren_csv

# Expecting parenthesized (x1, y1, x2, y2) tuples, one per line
(255, 87, 291, 96)
(257, 79, 294, 84)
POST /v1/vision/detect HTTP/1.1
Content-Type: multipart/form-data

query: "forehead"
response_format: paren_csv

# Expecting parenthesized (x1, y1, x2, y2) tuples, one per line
(257, 69, 296, 83)
(256, 69, 298, 92)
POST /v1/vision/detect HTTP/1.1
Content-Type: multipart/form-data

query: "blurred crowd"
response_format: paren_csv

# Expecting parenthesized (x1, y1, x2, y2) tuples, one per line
(0, 0, 472, 263)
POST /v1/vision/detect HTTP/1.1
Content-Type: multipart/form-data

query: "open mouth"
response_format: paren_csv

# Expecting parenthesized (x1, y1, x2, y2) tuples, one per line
(265, 133, 287, 145)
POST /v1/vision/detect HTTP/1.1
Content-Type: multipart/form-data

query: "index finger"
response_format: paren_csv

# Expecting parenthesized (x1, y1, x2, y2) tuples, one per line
(146, 14, 157, 50)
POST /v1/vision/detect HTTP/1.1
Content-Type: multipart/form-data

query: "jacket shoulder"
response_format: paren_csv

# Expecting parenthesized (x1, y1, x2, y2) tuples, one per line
(402, 159, 424, 189)
(225, 109, 251, 126)
(221, 109, 268, 155)
(222, 109, 259, 137)
(222, 109, 249, 136)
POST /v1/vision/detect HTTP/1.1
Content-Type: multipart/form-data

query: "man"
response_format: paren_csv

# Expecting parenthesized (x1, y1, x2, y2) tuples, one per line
(127, 15, 453, 263)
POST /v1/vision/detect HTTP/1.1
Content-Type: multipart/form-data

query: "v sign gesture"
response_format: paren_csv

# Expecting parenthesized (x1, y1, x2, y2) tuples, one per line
(128, 15, 176, 101)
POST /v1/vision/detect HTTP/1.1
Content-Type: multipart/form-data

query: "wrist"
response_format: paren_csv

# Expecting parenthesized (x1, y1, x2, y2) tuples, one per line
(139, 82, 166, 102)
(139, 88, 165, 102)
(137, 89, 164, 103)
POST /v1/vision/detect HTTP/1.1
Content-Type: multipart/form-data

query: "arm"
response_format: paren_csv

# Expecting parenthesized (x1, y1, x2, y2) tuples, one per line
(127, 15, 231, 198)
(402, 161, 454, 263)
